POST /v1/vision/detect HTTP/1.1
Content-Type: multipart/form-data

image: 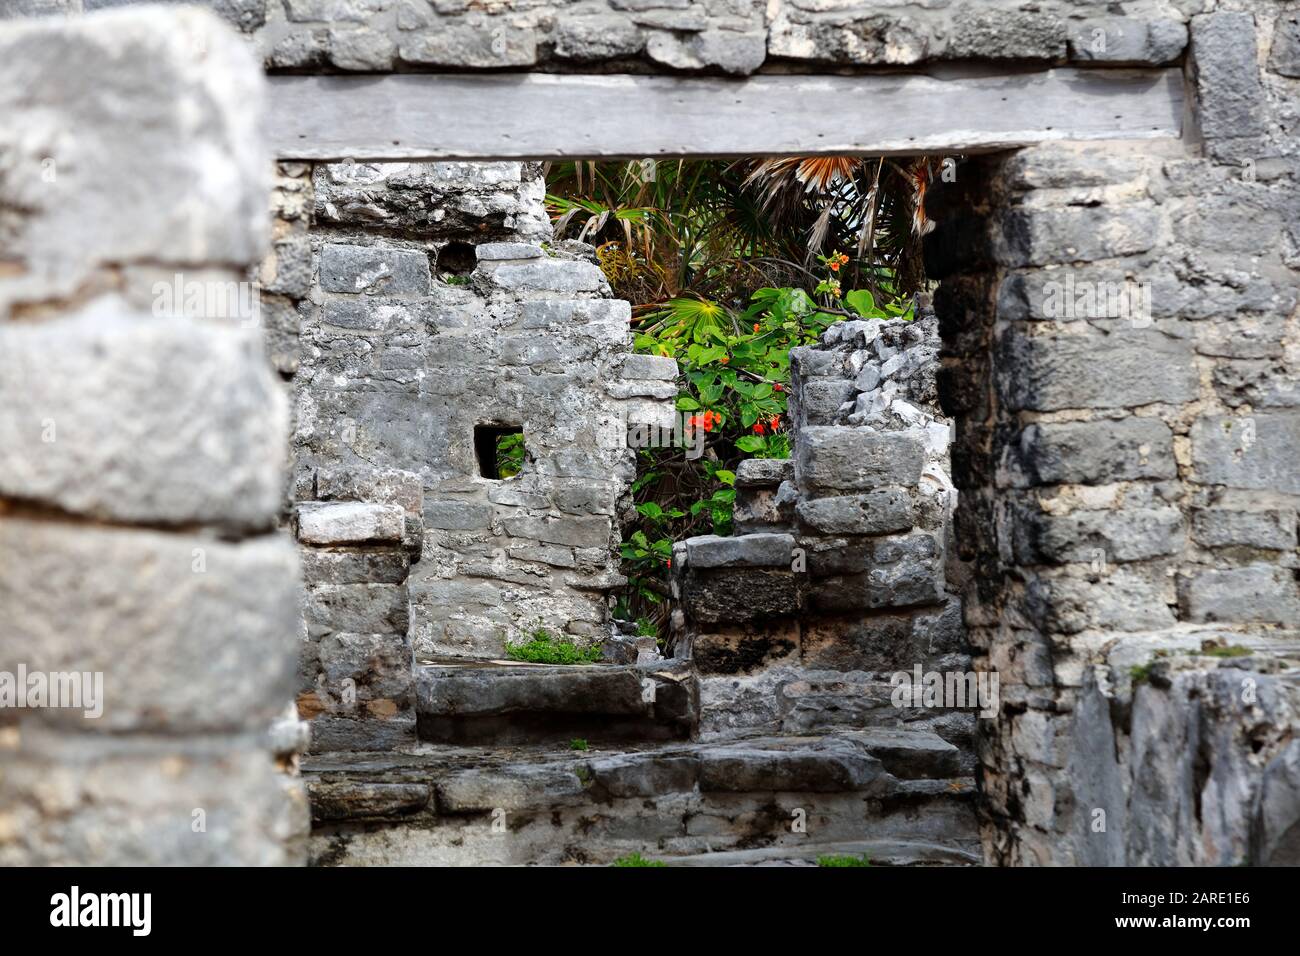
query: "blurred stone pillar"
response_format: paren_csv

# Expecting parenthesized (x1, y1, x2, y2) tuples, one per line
(0, 7, 308, 864)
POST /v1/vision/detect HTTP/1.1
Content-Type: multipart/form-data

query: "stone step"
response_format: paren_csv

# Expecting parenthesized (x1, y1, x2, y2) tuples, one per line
(303, 729, 979, 865)
(413, 658, 699, 745)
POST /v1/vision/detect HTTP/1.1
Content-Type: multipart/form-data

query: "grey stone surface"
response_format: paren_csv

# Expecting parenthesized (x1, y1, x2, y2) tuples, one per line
(796, 426, 926, 490)
(1178, 565, 1300, 626)
(1191, 414, 1300, 494)
(320, 243, 431, 295)
(0, 297, 287, 530)
(0, 7, 267, 309)
(1191, 12, 1267, 142)
(1016, 418, 1176, 485)
(684, 533, 795, 569)
(0, 730, 307, 867)
(1067, 18, 1187, 65)
(1191, 508, 1296, 551)
(297, 501, 406, 545)
(795, 488, 915, 535)
(0, 518, 300, 732)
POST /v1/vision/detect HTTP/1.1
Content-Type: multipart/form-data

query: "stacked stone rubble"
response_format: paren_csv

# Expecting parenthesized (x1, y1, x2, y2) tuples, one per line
(673, 313, 976, 774)
(932, 9, 1300, 865)
(0, 9, 308, 865)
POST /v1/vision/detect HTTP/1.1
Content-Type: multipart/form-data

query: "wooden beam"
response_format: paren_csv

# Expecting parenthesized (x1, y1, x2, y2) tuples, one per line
(267, 68, 1184, 162)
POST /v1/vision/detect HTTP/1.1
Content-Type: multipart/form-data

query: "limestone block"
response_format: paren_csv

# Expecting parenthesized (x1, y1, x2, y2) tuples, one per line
(0, 729, 306, 866)
(296, 501, 407, 546)
(0, 7, 266, 307)
(0, 519, 300, 733)
(796, 426, 926, 490)
(0, 297, 287, 529)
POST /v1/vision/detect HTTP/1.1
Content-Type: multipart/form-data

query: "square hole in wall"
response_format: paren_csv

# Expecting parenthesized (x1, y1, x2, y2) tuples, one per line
(474, 424, 524, 480)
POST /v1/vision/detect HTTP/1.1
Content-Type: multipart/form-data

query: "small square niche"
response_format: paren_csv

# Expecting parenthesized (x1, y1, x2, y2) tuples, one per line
(475, 424, 524, 480)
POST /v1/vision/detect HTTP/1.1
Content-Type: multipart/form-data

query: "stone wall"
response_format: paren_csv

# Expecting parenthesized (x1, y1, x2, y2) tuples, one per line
(931, 7, 1300, 865)
(261, 159, 675, 750)
(3, 0, 1297, 867)
(7, 0, 1204, 75)
(672, 312, 976, 774)
(0, 8, 308, 865)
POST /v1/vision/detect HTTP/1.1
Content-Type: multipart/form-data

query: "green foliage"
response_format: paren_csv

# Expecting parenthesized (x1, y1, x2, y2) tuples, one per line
(569, 738, 590, 751)
(505, 625, 603, 665)
(611, 852, 667, 868)
(616, 252, 911, 634)
(1201, 644, 1251, 658)
(495, 431, 525, 480)
(546, 160, 918, 644)
(1130, 663, 1154, 685)
(816, 854, 872, 868)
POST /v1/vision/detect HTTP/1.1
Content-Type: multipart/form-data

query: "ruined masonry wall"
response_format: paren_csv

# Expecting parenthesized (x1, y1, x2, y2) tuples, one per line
(933, 7, 1300, 865)
(0, 9, 308, 865)
(261, 160, 676, 752)
(673, 313, 976, 774)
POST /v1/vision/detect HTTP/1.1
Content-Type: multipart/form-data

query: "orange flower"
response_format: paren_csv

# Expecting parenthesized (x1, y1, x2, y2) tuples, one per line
(753, 323, 761, 332)
(753, 422, 766, 435)
(719, 356, 729, 365)
(828, 261, 841, 272)
(773, 383, 784, 392)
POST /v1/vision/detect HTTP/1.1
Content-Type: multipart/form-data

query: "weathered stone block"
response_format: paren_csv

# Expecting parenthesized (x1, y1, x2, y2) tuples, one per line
(685, 533, 795, 569)
(398, 22, 538, 68)
(424, 500, 494, 531)
(1178, 566, 1300, 625)
(945, 8, 1065, 61)
(300, 548, 411, 585)
(997, 206, 1159, 268)
(697, 739, 886, 793)
(317, 631, 413, 701)
(303, 583, 410, 638)
(1191, 414, 1300, 494)
(0, 299, 287, 530)
(798, 379, 856, 425)
(796, 426, 926, 490)
(319, 243, 431, 295)
(0, 8, 266, 306)
(618, 353, 679, 380)
(1017, 418, 1176, 485)
(1067, 19, 1187, 65)
(501, 514, 611, 548)
(308, 781, 430, 822)
(297, 501, 406, 546)
(0, 519, 299, 732)
(474, 241, 545, 261)
(1014, 505, 1186, 563)
(795, 488, 915, 535)
(998, 327, 1198, 411)
(488, 259, 607, 293)
(807, 532, 944, 611)
(1269, 11, 1300, 77)
(681, 568, 802, 623)
(1191, 12, 1267, 141)
(1026, 570, 1176, 635)
(735, 458, 795, 488)
(0, 731, 304, 866)
(1191, 509, 1296, 551)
